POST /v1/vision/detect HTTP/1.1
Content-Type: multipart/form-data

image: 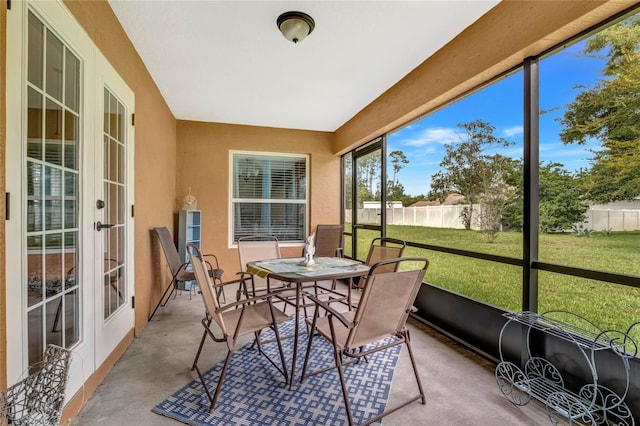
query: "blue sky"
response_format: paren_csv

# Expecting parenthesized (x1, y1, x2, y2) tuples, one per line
(387, 38, 606, 196)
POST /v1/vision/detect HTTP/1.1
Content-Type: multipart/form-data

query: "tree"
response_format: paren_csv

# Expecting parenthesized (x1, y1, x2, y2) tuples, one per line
(559, 15, 640, 203)
(475, 154, 520, 242)
(356, 153, 381, 201)
(538, 164, 589, 232)
(386, 149, 411, 205)
(386, 180, 406, 203)
(389, 150, 408, 188)
(501, 162, 589, 233)
(428, 120, 517, 232)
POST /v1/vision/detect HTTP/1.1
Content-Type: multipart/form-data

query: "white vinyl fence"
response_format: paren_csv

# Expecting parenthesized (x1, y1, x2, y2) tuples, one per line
(346, 205, 640, 232)
(583, 209, 640, 231)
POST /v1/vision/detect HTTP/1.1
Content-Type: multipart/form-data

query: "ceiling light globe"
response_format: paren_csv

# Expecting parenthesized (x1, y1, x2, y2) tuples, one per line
(277, 11, 315, 44)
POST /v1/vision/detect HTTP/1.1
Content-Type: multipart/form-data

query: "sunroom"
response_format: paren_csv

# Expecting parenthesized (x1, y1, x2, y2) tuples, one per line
(1, 1, 639, 425)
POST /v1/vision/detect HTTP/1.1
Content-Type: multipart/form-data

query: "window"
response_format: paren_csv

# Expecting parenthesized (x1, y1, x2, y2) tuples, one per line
(386, 70, 524, 256)
(230, 151, 308, 244)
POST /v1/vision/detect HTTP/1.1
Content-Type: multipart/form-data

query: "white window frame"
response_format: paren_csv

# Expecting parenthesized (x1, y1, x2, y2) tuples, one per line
(229, 150, 309, 247)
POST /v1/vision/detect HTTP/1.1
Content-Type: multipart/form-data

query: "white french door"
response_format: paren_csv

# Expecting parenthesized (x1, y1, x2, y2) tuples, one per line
(94, 54, 135, 366)
(5, 0, 134, 395)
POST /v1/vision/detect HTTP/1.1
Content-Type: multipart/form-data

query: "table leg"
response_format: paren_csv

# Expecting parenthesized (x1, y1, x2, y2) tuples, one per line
(289, 282, 301, 390)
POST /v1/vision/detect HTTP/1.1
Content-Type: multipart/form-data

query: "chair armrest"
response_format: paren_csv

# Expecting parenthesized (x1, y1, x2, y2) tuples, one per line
(210, 280, 241, 290)
(176, 262, 190, 274)
(236, 272, 255, 287)
(207, 266, 224, 280)
(216, 289, 287, 313)
(203, 253, 221, 269)
(235, 272, 254, 298)
(236, 271, 253, 280)
(307, 294, 353, 329)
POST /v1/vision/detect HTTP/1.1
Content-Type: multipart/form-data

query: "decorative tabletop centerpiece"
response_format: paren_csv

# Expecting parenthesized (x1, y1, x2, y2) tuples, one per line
(303, 232, 316, 266)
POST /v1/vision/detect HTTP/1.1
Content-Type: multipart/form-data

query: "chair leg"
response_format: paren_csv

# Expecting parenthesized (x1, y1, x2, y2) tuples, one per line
(300, 327, 315, 383)
(301, 308, 321, 383)
(404, 329, 426, 404)
(216, 286, 226, 304)
(207, 350, 233, 413)
(148, 278, 178, 321)
(270, 321, 289, 383)
(333, 342, 354, 426)
(192, 320, 211, 370)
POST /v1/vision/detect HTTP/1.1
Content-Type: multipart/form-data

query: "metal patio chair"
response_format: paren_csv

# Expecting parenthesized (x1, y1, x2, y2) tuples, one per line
(301, 256, 429, 426)
(334, 237, 407, 307)
(303, 224, 345, 295)
(236, 234, 308, 315)
(237, 234, 284, 298)
(303, 224, 344, 258)
(188, 243, 289, 413)
(364, 237, 406, 275)
(149, 227, 224, 321)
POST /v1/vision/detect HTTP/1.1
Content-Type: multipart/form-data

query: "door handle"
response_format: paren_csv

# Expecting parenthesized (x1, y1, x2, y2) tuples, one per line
(96, 221, 115, 231)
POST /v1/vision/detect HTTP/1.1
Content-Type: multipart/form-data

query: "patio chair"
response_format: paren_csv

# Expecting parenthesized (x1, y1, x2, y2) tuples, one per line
(304, 224, 345, 294)
(364, 237, 406, 275)
(187, 243, 289, 413)
(0, 344, 73, 426)
(303, 224, 344, 257)
(301, 256, 428, 426)
(237, 234, 312, 315)
(149, 227, 224, 321)
(237, 235, 283, 298)
(334, 237, 406, 299)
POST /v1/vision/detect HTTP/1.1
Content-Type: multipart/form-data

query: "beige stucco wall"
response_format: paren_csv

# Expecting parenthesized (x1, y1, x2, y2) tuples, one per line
(334, 0, 635, 154)
(176, 121, 339, 274)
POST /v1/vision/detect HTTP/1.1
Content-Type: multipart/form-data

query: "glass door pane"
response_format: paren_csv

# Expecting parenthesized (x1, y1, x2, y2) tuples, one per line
(343, 153, 353, 257)
(350, 139, 384, 261)
(102, 88, 127, 319)
(26, 11, 80, 365)
(355, 149, 382, 226)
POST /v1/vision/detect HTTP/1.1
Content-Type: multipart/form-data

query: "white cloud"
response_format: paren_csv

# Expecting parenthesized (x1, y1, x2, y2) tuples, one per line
(403, 127, 459, 147)
(503, 125, 523, 137)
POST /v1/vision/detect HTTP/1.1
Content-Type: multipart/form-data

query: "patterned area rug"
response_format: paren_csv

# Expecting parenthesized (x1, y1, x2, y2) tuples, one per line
(152, 319, 401, 425)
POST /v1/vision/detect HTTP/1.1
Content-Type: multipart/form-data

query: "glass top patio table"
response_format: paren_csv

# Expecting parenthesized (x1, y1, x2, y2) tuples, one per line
(246, 256, 370, 280)
(245, 256, 370, 390)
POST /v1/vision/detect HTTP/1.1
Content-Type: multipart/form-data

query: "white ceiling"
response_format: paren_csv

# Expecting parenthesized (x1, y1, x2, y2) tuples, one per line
(109, 1, 500, 132)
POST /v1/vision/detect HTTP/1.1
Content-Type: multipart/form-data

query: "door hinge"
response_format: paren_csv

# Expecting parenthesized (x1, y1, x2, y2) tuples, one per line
(5, 192, 10, 220)
(131, 296, 135, 309)
(7, 0, 11, 11)
(131, 204, 135, 218)
(131, 113, 135, 126)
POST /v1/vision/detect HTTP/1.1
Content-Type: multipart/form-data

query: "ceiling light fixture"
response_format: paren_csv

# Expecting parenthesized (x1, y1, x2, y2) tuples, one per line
(277, 11, 315, 44)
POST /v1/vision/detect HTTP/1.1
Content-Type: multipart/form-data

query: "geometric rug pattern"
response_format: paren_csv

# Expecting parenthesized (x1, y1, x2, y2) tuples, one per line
(152, 318, 401, 425)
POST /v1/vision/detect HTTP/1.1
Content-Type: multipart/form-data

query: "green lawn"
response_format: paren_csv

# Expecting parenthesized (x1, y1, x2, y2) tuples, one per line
(345, 224, 640, 342)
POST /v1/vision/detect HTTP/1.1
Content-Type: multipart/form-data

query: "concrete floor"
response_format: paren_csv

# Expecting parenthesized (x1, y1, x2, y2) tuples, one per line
(72, 285, 549, 426)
